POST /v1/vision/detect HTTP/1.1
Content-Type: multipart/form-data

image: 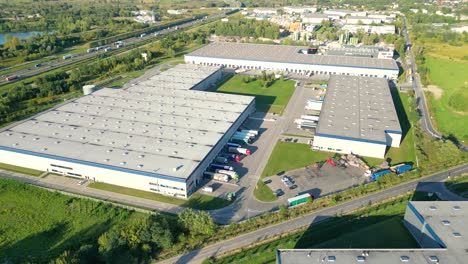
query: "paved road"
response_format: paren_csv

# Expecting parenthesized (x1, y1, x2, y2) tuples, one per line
(159, 163, 468, 264)
(210, 81, 308, 223)
(402, 17, 442, 140)
(0, 13, 227, 86)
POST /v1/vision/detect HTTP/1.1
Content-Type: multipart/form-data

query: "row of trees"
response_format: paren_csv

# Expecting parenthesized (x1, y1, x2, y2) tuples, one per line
(213, 19, 280, 39)
(49, 209, 216, 264)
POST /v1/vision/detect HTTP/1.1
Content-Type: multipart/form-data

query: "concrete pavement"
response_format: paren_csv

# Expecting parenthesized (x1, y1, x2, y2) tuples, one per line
(158, 163, 468, 264)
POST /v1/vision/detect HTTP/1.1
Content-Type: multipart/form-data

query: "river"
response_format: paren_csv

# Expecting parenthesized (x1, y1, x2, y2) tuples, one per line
(0, 31, 45, 45)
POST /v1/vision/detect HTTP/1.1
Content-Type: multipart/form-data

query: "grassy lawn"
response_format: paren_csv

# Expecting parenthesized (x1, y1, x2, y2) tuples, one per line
(425, 56, 468, 143)
(0, 178, 144, 263)
(208, 194, 417, 264)
(261, 141, 333, 178)
(0, 162, 43, 176)
(254, 181, 277, 202)
(88, 182, 231, 210)
(211, 75, 295, 115)
(445, 174, 468, 198)
(362, 91, 417, 168)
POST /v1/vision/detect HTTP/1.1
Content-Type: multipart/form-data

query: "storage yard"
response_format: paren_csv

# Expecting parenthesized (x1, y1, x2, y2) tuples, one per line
(0, 64, 257, 199)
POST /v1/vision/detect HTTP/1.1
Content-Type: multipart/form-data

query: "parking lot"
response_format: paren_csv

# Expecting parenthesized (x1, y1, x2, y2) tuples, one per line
(263, 162, 369, 200)
(196, 114, 275, 199)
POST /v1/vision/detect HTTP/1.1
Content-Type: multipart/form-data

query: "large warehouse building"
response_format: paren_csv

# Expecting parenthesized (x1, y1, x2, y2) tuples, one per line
(185, 42, 399, 79)
(0, 64, 255, 198)
(277, 201, 468, 264)
(312, 76, 401, 158)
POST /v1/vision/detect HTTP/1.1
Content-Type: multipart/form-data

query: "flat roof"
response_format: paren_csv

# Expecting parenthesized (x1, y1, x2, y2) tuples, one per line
(0, 64, 255, 180)
(316, 75, 401, 143)
(278, 201, 468, 264)
(187, 42, 398, 71)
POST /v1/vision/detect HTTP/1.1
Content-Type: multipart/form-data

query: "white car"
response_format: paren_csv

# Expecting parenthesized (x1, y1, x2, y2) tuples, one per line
(77, 180, 87, 185)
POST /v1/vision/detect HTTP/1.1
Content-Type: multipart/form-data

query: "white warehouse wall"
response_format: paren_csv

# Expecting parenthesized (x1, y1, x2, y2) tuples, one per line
(185, 56, 398, 80)
(0, 149, 188, 197)
(312, 135, 387, 158)
(186, 99, 256, 195)
(385, 131, 402, 148)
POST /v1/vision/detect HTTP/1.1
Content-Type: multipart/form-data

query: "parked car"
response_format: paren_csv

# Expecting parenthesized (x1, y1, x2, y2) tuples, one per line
(77, 180, 87, 185)
(263, 179, 272, 184)
(281, 176, 292, 183)
(275, 189, 284, 196)
(289, 184, 298, 190)
(277, 171, 285, 176)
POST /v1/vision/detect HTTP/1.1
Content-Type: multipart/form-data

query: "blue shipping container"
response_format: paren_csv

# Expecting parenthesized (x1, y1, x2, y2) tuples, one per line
(371, 169, 392, 181)
(395, 164, 412, 174)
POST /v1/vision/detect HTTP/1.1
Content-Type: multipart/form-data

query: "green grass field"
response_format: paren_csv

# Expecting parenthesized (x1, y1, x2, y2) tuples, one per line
(0, 162, 43, 176)
(211, 75, 295, 115)
(254, 181, 278, 202)
(208, 195, 417, 264)
(88, 182, 231, 210)
(0, 178, 143, 263)
(445, 174, 468, 198)
(425, 56, 468, 142)
(261, 141, 333, 178)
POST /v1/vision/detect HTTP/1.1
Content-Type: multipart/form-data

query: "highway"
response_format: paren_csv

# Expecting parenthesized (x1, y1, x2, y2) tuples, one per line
(0, 13, 227, 86)
(159, 163, 468, 264)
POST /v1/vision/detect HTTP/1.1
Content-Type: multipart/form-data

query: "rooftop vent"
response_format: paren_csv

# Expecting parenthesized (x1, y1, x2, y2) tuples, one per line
(453, 232, 462, 238)
(429, 256, 439, 262)
(441, 220, 450, 226)
(453, 205, 461, 211)
(400, 256, 409, 262)
(429, 205, 437, 211)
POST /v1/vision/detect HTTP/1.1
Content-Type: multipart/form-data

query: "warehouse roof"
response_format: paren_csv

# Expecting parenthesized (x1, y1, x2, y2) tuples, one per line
(186, 42, 398, 70)
(277, 201, 468, 264)
(0, 64, 254, 180)
(316, 75, 401, 143)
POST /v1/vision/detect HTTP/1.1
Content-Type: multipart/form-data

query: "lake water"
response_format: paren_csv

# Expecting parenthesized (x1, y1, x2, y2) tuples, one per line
(0, 31, 45, 45)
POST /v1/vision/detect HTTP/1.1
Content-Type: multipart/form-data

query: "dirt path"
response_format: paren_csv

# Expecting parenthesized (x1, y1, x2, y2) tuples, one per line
(423, 85, 443, 100)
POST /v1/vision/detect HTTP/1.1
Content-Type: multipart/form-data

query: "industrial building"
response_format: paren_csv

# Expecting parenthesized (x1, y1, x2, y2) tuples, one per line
(0, 64, 255, 198)
(301, 13, 331, 24)
(346, 16, 383, 25)
(185, 42, 399, 79)
(312, 76, 401, 159)
(277, 201, 468, 264)
(342, 24, 396, 34)
(323, 9, 367, 18)
(326, 45, 394, 59)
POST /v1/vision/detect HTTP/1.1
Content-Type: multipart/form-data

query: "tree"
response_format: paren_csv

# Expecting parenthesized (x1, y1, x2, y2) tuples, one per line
(279, 205, 288, 219)
(178, 209, 216, 236)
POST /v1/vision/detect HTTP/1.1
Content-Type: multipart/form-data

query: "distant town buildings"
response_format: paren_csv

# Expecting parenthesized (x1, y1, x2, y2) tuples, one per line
(167, 9, 188, 15)
(324, 9, 367, 18)
(451, 25, 468, 33)
(132, 10, 157, 24)
(283, 6, 317, 15)
(342, 25, 396, 35)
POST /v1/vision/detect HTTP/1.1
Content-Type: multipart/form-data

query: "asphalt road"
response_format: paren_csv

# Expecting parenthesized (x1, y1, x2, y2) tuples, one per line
(210, 81, 308, 224)
(158, 163, 468, 264)
(0, 13, 226, 86)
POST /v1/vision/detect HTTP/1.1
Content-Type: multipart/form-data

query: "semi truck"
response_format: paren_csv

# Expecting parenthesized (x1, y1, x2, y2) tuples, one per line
(371, 169, 392, 181)
(288, 193, 312, 207)
(214, 157, 228, 164)
(231, 135, 252, 144)
(227, 143, 242, 148)
(203, 171, 229, 182)
(391, 164, 412, 175)
(230, 138, 249, 145)
(235, 131, 256, 138)
(228, 147, 251, 156)
(219, 152, 241, 162)
(216, 169, 239, 179)
(63, 54, 73, 60)
(5, 75, 18, 81)
(87, 48, 96, 53)
(241, 129, 259, 136)
(210, 163, 234, 171)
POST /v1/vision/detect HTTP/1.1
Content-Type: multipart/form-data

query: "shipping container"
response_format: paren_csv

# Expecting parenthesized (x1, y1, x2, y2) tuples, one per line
(241, 129, 259, 136)
(392, 164, 412, 175)
(371, 169, 392, 181)
(288, 193, 312, 207)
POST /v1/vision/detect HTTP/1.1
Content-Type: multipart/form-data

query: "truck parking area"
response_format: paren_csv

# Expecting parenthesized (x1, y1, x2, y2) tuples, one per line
(263, 162, 369, 200)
